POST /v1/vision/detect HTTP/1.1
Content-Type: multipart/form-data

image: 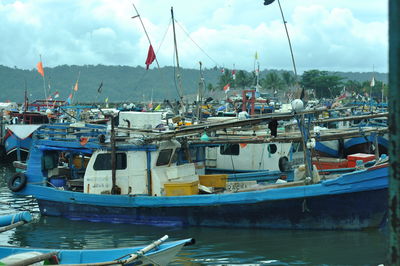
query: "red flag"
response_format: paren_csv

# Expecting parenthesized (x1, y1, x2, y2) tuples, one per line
(145, 45, 156, 70)
(232, 69, 236, 80)
(223, 83, 230, 93)
(37, 61, 44, 77)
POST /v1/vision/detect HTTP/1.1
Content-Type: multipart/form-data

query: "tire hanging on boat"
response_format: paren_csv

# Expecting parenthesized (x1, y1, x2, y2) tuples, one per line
(7, 172, 27, 192)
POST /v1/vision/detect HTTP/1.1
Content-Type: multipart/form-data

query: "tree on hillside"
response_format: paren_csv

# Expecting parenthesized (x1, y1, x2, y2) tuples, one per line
(235, 70, 252, 89)
(218, 69, 234, 89)
(343, 79, 362, 94)
(300, 70, 344, 98)
(260, 72, 284, 95)
(206, 83, 215, 92)
(361, 79, 388, 99)
(281, 71, 296, 90)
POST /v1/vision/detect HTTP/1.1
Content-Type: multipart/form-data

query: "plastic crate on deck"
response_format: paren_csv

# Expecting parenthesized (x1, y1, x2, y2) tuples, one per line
(347, 153, 376, 167)
(164, 181, 199, 196)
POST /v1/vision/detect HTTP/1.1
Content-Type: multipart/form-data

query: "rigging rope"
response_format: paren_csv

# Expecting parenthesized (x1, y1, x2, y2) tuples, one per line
(174, 19, 221, 67)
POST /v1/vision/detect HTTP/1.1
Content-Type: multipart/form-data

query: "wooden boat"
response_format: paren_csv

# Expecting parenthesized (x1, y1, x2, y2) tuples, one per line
(8, 120, 389, 230)
(0, 235, 194, 265)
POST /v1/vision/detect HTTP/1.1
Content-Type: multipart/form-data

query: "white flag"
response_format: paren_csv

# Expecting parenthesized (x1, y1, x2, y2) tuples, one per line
(370, 77, 375, 87)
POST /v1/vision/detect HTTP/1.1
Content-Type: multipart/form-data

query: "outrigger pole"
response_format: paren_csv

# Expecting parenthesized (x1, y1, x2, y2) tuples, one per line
(132, 2, 160, 68)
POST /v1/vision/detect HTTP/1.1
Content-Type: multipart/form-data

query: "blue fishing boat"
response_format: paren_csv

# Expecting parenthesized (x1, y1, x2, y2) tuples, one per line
(8, 121, 388, 230)
(0, 235, 193, 265)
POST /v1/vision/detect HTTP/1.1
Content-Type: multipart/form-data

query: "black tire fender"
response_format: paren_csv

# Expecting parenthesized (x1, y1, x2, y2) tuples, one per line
(278, 156, 291, 172)
(8, 172, 27, 192)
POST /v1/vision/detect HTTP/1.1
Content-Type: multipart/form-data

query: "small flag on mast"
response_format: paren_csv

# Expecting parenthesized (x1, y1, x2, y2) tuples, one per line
(145, 45, 156, 70)
(97, 81, 103, 93)
(66, 93, 72, 104)
(223, 83, 230, 93)
(73, 81, 79, 91)
(232, 69, 236, 80)
(37, 61, 45, 77)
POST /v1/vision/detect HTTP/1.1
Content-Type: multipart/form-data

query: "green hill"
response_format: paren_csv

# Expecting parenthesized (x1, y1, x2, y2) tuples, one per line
(0, 64, 388, 103)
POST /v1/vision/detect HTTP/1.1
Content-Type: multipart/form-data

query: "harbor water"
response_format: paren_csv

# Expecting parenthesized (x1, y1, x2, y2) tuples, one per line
(0, 163, 387, 265)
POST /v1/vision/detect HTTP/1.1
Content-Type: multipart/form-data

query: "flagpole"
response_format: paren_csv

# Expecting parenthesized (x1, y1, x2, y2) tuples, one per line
(132, 2, 160, 68)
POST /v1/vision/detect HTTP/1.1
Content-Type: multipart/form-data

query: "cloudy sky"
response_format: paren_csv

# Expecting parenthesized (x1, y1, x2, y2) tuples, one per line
(0, 0, 388, 73)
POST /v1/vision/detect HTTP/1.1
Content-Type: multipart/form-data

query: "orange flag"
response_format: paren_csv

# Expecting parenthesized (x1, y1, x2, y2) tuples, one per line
(73, 81, 78, 91)
(37, 61, 44, 77)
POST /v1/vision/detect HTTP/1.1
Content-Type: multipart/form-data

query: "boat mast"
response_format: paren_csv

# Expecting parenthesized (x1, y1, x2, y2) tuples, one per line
(171, 7, 185, 114)
(196, 61, 205, 123)
(110, 115, 120, 195)
(132, 3, 160, 68)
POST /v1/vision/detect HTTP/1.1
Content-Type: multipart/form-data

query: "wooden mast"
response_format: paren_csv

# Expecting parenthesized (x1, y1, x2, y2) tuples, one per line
(171, 7, 185, 114)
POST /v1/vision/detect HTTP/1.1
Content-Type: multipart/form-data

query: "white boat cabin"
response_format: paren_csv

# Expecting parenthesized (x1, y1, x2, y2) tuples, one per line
(206, 142, 304, 172)
(83, 140, 199, 196)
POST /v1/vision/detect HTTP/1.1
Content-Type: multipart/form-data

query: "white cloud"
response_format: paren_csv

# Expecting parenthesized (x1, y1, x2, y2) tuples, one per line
(0, 0, 388, 73)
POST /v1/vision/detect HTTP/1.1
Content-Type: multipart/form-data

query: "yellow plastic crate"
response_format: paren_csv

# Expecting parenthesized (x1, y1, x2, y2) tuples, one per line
(199, 174, 228, 188)
(164, 181, 199, 196)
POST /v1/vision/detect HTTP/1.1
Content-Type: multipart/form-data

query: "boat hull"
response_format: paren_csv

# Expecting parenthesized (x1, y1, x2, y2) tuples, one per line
(0, 239, 191, 265)
(36, 188, 387, 230)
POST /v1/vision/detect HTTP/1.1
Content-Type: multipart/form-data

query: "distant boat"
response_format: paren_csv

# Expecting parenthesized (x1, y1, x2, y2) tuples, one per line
(8, 121, 389, 230)
(0, 235, 194, 265)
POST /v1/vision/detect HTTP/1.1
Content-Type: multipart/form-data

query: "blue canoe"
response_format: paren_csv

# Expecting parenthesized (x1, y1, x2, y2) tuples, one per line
(0, 236, 193, 265)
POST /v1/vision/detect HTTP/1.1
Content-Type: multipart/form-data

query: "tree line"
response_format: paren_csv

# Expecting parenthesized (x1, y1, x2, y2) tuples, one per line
(211, 69, 388, 99)
(0, 64, 388, 103)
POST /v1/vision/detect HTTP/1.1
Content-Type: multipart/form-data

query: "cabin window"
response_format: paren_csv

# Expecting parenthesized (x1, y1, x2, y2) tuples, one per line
(156, 149, 173, 166)
(268, 144, 277, 154)
(220, 144, 239, 156)
(93, 153, 127, 170)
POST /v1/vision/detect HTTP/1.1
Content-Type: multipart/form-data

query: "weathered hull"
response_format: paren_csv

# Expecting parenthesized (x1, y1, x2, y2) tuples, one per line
(36, 188, 387, 230)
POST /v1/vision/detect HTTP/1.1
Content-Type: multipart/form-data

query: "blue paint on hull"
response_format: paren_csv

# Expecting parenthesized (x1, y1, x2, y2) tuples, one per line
(36, 188, 387, 230)
(0, 238, 192, 265)
(19, 164, 388, 230)
(4, 134, 32, 160)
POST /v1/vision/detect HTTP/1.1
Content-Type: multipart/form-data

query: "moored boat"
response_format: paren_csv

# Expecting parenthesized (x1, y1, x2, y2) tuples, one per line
(8, 121, 389, 230)
(0, 235, 194, 265)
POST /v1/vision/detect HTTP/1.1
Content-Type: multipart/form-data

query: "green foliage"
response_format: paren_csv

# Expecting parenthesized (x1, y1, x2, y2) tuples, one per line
(300, 70, 344, 98)
(281, 71, 296, 90)
(0, 65, 388, 102)
(260, 72, 284, 92)
(217, 69, 233, 89)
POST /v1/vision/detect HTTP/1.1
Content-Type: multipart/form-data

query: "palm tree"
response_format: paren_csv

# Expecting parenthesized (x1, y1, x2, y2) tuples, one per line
(281, 71, 296, 90)
(261, 72, 284, 96)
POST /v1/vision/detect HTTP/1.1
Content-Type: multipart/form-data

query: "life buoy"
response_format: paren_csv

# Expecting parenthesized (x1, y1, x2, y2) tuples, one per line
(278, 156, 291, 172)
(8, 173, 27, 192)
